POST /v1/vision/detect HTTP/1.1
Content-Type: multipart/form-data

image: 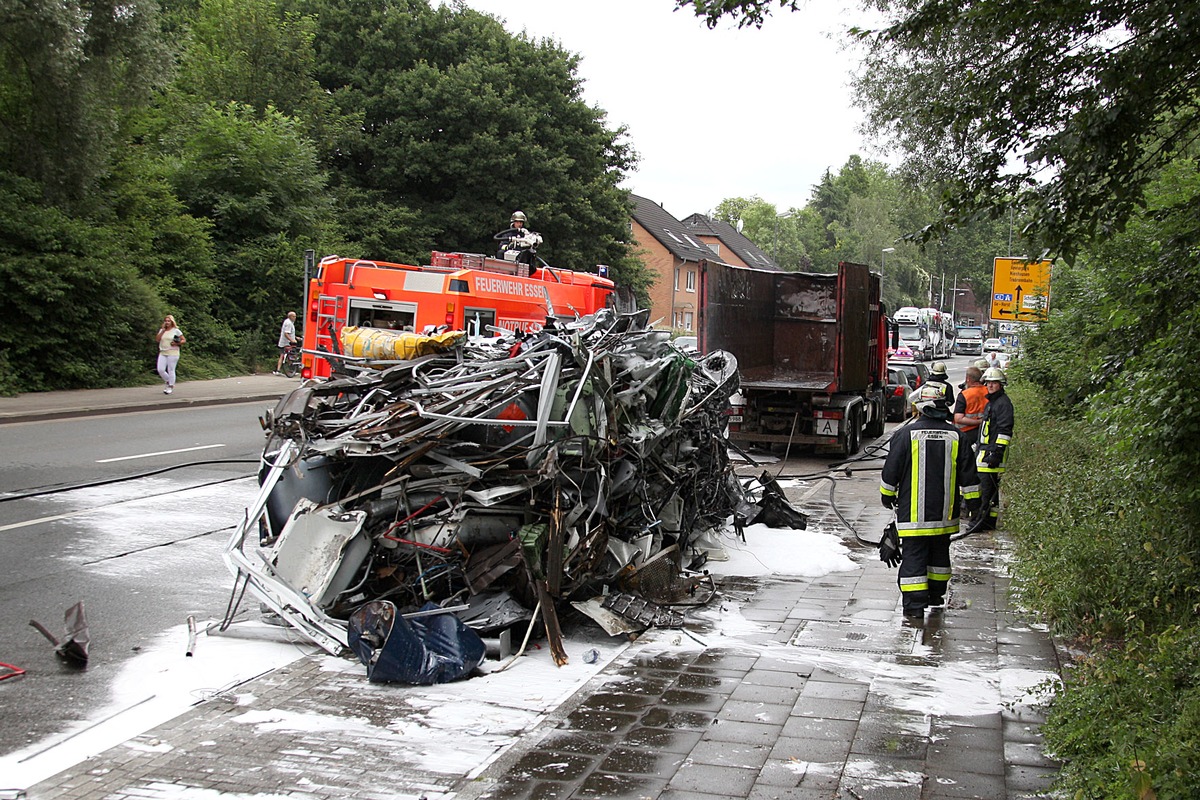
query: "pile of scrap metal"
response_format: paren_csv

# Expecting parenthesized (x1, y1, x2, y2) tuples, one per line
(220, 310, 790, 679)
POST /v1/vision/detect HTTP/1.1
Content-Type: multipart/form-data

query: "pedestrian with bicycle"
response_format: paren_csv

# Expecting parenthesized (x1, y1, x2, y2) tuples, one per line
(274, 311, 297, 375)
(155, 315, 186, 394)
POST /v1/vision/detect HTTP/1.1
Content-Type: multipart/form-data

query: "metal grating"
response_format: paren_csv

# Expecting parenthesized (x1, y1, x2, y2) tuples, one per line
(788, 620, 918, 655)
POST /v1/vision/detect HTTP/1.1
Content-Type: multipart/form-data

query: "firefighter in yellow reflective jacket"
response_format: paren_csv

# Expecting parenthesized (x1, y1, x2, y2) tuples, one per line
(965, 366, 1015, 534)
(880, 383, 981, 619)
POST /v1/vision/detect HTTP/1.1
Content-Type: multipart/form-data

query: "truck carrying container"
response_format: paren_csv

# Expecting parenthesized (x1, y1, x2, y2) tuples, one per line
(698, 260, 888, 455)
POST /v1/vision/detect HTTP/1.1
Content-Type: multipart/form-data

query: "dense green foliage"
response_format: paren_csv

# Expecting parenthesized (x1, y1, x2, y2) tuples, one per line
(1005, 383, 1200, 798)
(0, 0, 645, 393)
(999, 157, 1200, 796)
(715, 157, 1024, 313)
(678, 2, 1200, 796)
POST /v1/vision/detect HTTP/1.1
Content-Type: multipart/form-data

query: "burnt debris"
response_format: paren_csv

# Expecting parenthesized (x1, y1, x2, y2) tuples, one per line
(221, 310, 803, 677)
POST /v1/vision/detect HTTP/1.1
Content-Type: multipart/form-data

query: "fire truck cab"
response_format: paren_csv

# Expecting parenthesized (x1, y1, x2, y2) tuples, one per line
(302, 252, 615, 378)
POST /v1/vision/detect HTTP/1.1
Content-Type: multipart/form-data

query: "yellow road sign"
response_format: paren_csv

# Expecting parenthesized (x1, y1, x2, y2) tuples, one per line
(990, 257, 1051, 322)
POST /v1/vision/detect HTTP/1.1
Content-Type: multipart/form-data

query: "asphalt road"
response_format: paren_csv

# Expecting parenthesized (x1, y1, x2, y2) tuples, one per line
(0, 403, 271, 758)
(0, 361, 984, 763)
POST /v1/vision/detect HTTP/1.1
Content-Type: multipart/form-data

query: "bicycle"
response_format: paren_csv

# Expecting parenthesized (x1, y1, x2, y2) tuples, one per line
(280, 345, 302, 378)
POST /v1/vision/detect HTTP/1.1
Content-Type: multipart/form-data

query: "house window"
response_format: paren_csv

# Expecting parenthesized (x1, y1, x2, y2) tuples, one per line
(674, 268, 680, 291)
(706, 243, 720, 255)
(685, 271, 696, 292)
(684, 311, 694, 330)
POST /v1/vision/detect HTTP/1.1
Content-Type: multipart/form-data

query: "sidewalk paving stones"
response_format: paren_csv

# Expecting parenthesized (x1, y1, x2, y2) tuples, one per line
(2, 380, 1064, 799)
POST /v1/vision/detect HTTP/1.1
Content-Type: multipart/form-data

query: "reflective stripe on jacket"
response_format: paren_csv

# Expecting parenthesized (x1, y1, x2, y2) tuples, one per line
(976, 389, 1014, 474)
(881, 417, 980, 537)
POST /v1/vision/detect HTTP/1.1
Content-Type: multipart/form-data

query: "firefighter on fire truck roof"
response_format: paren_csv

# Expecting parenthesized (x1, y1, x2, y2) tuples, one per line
(494, 210, 543, 264)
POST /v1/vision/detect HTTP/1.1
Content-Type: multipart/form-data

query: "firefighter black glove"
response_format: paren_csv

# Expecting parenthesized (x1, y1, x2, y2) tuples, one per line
(984, 448, 1003, 468)
(965, 497, 981, 515)
(880, 494, 896, 509)
(878, 521, 901, 568)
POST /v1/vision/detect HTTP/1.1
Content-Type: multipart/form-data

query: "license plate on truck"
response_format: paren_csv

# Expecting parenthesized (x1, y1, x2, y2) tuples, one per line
(728, 415, 743, 423)
(815, 418, 840, 437)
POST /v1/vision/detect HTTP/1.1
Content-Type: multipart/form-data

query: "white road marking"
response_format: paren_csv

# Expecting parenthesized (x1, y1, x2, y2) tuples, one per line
(96, 443, 226, 463)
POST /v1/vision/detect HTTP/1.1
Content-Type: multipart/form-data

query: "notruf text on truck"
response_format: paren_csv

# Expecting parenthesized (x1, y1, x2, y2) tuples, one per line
(301, 253, 616, 378)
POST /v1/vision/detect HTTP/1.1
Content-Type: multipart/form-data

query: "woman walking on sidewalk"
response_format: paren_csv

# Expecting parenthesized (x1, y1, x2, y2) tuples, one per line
(155, 315, 186, 394)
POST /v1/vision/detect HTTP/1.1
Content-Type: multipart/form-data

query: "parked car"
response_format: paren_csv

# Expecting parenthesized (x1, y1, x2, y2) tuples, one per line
(889, 361, 930, 393)
(983, 337, 1004, 352)
(673, 335, 699, 355)
(886, 367, 915, 421)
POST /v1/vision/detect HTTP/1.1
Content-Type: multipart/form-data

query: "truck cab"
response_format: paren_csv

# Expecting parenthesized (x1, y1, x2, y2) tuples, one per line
(954, 326, 986, 355)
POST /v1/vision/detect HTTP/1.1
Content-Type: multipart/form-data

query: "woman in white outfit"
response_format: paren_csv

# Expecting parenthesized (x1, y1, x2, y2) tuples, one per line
(155, 315, 186, 394)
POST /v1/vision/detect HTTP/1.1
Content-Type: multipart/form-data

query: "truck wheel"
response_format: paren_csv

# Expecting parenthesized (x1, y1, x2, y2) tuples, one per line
(866, 398, 885, 438)
(844, 408, 861, 456)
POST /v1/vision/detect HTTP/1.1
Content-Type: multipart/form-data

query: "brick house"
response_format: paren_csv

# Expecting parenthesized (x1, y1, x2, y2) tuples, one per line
(681, 213, 778, 271)
(629, 195, 779, 331)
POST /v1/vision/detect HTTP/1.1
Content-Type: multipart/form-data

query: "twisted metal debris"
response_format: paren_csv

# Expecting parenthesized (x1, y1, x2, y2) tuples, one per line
(222, 310, 749, 661)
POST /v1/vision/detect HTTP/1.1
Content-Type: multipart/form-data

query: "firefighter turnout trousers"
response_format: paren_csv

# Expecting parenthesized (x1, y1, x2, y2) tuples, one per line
(899, 534, 952, 612)
(881, 417, 979, 613)
(974, 389, 1014, 529)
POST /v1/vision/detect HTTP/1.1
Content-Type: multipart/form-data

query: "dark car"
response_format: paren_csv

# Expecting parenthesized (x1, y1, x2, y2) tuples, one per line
(886, 367, 915, 422)
(888, 361, 930, 393)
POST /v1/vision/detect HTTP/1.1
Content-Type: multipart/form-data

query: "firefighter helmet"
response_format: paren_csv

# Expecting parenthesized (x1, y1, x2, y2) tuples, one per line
(931, 361, 948, 376)
(510, 210, 527, 225)
(982, 367, 1007, 384)
(973, 359, 989, 370)
(911, 382, 950, 417)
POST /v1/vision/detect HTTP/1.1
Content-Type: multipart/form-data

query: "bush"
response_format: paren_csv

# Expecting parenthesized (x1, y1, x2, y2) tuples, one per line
(1041, 625, 1200, 799)
(1005, 383, 1200, 797)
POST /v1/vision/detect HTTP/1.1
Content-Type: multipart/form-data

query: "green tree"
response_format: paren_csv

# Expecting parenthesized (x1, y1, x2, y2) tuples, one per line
(712, 196, 808, 270)
(851, 0, 1200, 259)
(174, 0, 341, 148)
(307, 0, 647, 294)
(679, 0, 1200, 260)
(165, 102, 335, 336)
(0, 174, 163, 392)
(0, 0, 169, 209)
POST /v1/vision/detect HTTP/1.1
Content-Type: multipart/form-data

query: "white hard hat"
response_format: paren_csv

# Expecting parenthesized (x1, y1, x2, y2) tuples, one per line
(911, 383, 950, 416)
(982, 367, 1007, 384)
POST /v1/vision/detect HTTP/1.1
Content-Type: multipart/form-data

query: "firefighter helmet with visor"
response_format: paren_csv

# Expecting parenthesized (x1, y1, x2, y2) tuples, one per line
(911, 383, 951, 417)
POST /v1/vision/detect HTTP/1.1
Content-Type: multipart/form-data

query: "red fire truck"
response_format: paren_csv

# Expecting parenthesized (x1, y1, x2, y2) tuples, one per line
(301, 252, 616, 378)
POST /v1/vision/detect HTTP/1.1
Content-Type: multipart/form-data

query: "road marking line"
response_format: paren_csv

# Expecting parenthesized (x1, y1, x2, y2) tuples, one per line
(0, 509, 93, 532)
(0, 475, 254, 532)
(96, 444, 226, 463)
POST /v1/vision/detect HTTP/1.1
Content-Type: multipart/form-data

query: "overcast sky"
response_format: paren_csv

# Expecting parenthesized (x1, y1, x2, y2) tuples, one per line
(457, 0, 878, 221)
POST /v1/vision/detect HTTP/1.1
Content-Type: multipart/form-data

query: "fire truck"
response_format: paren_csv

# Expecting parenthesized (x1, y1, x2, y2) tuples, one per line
(300, 252, 616, 378)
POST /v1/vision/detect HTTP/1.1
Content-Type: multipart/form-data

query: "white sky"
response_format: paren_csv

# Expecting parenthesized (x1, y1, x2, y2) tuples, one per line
(457, 0, 877, 220)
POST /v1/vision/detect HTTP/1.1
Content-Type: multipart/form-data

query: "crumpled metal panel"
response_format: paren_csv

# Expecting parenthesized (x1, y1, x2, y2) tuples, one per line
(222, 310, 780, 664)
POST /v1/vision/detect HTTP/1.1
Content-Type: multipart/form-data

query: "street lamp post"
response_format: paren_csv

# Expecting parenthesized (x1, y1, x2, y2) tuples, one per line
(881, 247, 895, 295)
(774, 211, 793, 265)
